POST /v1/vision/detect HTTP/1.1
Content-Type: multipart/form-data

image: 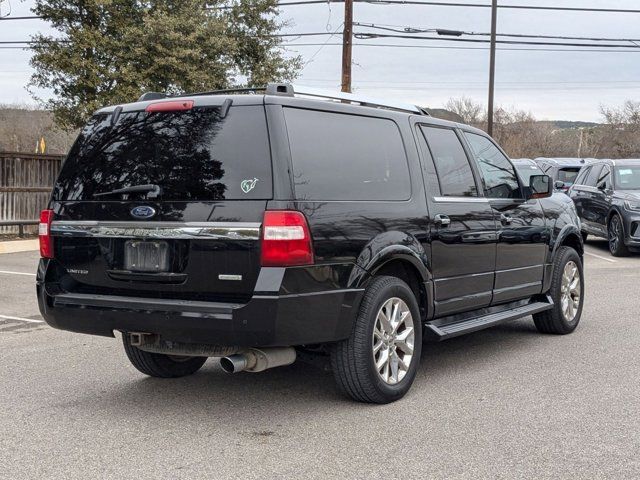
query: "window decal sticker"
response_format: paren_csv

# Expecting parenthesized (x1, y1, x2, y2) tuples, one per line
(241, 178, 259, 194)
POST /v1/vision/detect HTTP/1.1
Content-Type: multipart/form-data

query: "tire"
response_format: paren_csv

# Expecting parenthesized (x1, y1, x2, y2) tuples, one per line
(533, 246, 584, 335)
(608, 214, 630, 257)
(122, 334, 207, 378)
(330, 276, 422, 404)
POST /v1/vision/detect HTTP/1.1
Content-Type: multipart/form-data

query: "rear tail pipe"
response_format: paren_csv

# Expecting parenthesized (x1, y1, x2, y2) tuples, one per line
(220, 347, 296, 374)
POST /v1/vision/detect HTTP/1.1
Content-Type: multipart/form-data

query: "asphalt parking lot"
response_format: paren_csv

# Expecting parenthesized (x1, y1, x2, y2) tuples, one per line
(1, 241, 639, 480)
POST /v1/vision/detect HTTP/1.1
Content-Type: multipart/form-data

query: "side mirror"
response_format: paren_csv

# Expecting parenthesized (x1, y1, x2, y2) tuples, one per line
(554, 180, 565, 190)
(597, 183, 608, 192)
(528, 174, 552, 200)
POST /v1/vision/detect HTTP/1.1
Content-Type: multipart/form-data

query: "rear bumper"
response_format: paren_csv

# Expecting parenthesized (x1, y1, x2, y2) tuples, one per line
(37, 262, 365, 347)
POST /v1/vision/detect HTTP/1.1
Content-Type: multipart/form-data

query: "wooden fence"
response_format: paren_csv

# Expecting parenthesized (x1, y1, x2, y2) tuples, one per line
(0, 152, 64, 235)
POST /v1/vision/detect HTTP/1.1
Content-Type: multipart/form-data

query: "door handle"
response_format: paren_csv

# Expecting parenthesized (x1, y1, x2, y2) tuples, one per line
(434, 214, 451, 227)
(500, 214, 513, 225)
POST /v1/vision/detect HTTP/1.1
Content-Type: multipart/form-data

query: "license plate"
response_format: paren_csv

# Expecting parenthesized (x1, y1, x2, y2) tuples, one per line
(124, 240, 169, 272)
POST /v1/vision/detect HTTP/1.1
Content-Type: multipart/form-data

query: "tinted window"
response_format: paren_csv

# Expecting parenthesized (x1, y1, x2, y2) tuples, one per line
(584, 165, 603, 187)
(596, 167, 611, 189)
(284, 108, 410, 201)
(54, 106, 272, 201)
(420, 126, 477, 197)
(574, 166, 591, 186)
(557, 168, 580, 185)
(465, 133, 521, 199)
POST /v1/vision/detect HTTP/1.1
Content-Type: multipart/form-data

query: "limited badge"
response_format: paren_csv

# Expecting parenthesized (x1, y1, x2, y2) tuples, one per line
(241, 178, 259, 194)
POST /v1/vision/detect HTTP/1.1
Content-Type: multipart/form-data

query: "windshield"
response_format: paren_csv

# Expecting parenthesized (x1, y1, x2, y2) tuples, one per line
(557, 168, 580, 185)
(614, 166, 640, 190)
(53, 105, 272, 201)
(514, 164, 542, 183)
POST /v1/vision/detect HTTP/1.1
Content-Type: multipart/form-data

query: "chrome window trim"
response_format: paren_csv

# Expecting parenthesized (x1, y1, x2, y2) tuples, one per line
(50, 221, 261, 240)
(433, 196, 489, 203)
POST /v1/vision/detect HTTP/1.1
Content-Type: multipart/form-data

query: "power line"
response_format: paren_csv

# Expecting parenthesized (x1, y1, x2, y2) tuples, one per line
(354, 1, 640, 14)
(281, 43, 640, 53)
(353, 32, 640, 49)
(354, 22, 640, 44)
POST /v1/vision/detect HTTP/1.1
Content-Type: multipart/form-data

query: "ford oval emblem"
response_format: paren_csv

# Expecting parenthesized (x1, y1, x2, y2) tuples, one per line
(130, 205, 156, 219)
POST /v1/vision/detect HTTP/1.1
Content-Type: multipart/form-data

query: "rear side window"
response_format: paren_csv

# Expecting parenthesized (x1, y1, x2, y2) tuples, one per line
(284, 108, 410, 201)
(53, 105, 272, 201)
(464, 133, 521, 199)
(584, 165, 603, 187)
(420, 126, 477, 197)
(574, 166, 590, 186)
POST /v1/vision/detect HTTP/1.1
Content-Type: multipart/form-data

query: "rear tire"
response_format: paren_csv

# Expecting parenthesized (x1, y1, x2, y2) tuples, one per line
(608, 214, 630, 257)
(330, 276, 422, 404)
(533, 246, 584, 335)
(122, 334, 207, 378)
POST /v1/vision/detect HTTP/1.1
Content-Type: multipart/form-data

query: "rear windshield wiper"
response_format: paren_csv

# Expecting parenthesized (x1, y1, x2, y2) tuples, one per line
(93, 184, 162, 198)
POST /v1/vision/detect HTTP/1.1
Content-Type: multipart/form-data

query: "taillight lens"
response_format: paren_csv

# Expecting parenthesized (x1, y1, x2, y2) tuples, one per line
(260, 211, 314, 267)
(39, 209, 54, 259)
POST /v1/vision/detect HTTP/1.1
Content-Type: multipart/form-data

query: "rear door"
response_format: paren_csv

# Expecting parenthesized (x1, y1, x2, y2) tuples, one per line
(417, 125, 497, 317)
(570, 165, 592, 221)
(463, 132, 548, 304)
(579, 164, 605, 236)
(50, 101, 272, 302)
(592, 165, 613, 229)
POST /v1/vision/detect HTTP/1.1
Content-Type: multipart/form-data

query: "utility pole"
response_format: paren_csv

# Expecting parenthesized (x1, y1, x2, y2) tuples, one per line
(341, 0, 354, 93)
(487, 0, 498, 136)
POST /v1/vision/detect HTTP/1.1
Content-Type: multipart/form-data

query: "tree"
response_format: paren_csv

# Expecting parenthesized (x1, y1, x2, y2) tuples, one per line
(28, 0, 301, 129)
(444, 96, 484, 125)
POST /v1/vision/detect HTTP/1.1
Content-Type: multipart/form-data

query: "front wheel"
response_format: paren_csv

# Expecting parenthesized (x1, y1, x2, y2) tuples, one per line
(331, 276, 422, 404)
(122, 334, 207, 378)
(533, 246, 584, 335)
(608, 214, 630, 257)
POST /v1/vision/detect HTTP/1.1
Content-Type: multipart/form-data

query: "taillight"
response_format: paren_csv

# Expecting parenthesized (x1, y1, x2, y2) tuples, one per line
(39, 209, 54, 259)
(260, 211, 314, 267)
(145, 100, 194, 113)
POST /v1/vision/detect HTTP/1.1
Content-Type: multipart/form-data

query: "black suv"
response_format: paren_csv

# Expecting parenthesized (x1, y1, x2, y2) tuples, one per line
(37, 84, 585, 403)
(535, 157, 592, 193)
(569, 159, 640, 256)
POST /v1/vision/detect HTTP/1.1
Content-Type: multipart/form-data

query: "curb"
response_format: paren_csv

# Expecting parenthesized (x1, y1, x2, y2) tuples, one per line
(0, 239, 39, 254)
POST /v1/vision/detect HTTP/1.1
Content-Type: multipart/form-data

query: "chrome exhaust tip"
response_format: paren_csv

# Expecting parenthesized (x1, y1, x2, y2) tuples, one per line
(220, 354, 248, 374)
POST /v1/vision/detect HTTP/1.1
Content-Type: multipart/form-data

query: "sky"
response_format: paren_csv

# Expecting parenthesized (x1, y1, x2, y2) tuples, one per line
(1, 0, 639, 121)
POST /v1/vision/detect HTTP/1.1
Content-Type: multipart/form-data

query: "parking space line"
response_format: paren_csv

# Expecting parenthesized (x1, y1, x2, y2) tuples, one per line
(0, 270, 37, 277)
(0, 314, 44, 324)
(584, 250, 617, 263)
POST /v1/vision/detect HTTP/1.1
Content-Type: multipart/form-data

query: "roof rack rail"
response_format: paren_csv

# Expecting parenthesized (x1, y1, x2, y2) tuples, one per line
(137, 83, 430, 115)
(285, 84, 429, 116)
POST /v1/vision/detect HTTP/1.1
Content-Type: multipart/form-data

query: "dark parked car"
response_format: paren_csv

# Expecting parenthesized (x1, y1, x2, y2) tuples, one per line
(37, 84, 585, 403)
(535, 157, 593, 193)
(569, 159, 640, 256)
(513, 158, 574, 208)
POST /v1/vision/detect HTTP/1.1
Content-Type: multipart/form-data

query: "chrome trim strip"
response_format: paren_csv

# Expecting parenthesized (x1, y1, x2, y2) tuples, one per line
(50, 221, 261, 240)
(433, 196, 489, 203)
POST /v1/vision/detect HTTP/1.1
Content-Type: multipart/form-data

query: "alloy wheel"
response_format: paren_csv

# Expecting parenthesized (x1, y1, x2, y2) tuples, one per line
(560, 261, 581, 322)
(372, 297, 415, 385)
(609, 216, 621, 253)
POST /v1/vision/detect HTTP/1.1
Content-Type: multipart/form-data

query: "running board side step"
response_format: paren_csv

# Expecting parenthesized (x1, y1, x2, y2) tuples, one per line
(424, 300, 553, 341)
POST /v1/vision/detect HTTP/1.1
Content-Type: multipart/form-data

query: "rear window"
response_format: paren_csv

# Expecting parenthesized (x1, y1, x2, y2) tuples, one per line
(557, 168, 580, 184)
(283, 108, 411, 201)
(53, 105, 272, 201)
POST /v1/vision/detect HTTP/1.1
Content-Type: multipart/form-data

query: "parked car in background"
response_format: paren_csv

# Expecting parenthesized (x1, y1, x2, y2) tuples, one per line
(513, 158, 573, 207)
(569, 159, 640, 256)
(535, 157, 593, 193)
(36, 84, 585, 404)
(512, 158, 544, 184)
